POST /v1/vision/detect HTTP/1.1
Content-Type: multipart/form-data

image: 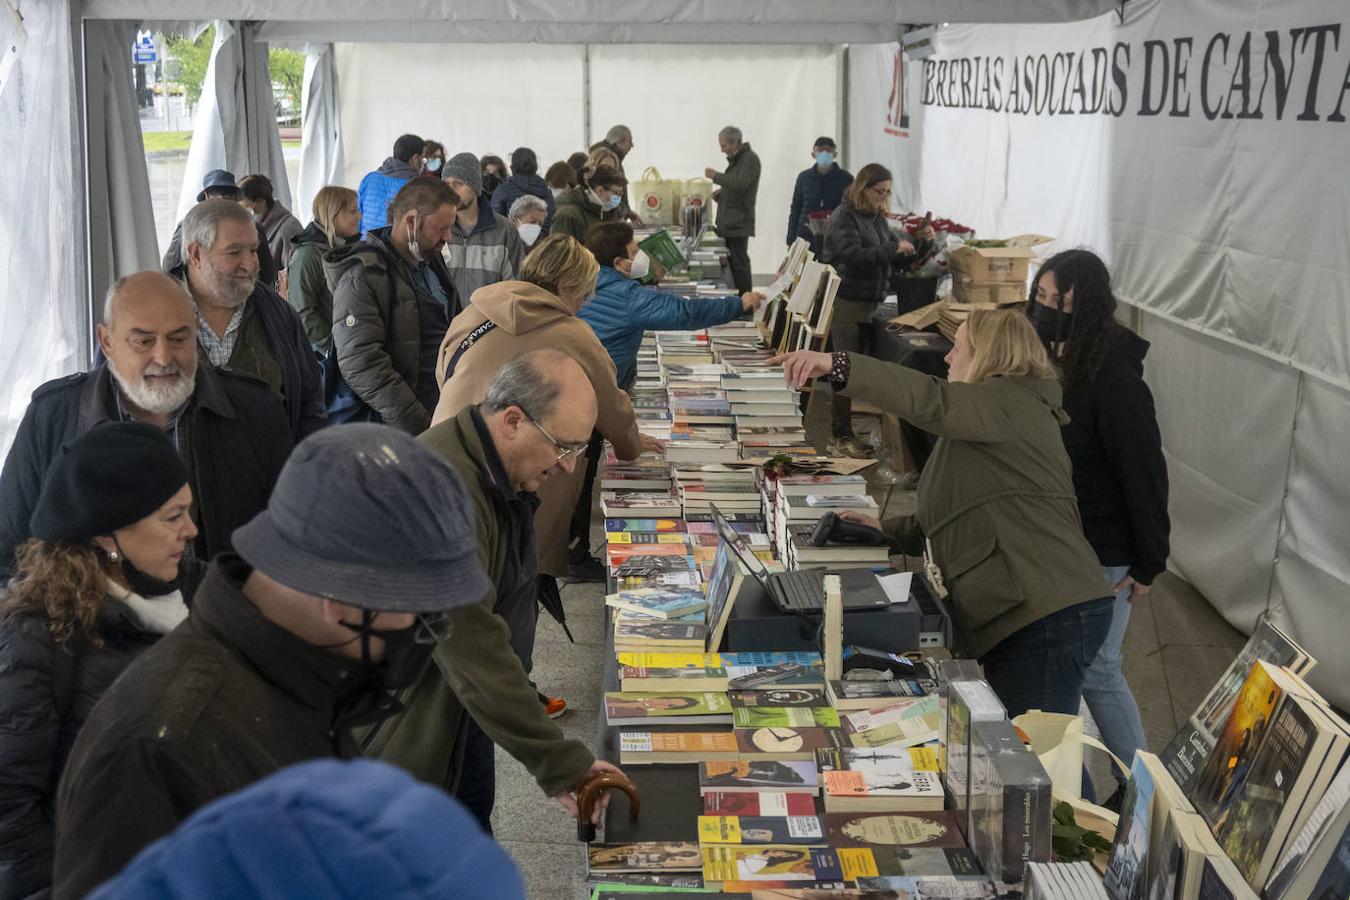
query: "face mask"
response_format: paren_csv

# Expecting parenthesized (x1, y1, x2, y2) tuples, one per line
(518, 222, 543, 246)
(425, 158, 442, 174)
(1029, 300, 1073, 346)
(625, 249, 651, 281)
(815, 151, 835, 167)
(605, 193, 623, 211)
(113, 537, 179, 598)
(482, 173, 501, 195)
(339, 611, 435, 691)
(406, 213, 424, 264)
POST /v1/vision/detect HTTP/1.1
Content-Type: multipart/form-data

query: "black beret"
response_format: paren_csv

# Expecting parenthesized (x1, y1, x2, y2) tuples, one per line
(30, 422, 190, 543)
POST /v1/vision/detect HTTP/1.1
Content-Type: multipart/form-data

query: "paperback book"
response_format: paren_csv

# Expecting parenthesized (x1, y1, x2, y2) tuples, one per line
(586, 842, 704, 874)
(734, 726, 845, 761)
(824, 811, 966, 850)
(702, 791, 817, 817)
(842, 696, 942, 749)
(816, 746, 946, 812)
(698, 760, 819, 795)
(969, 718, 1053, 884)
(618, 730, 739, 764)
(696, 815, 827, 846)
(603, 691, 732, 726)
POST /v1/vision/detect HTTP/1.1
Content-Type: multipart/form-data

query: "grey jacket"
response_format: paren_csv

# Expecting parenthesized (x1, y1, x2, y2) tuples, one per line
(442, 202, 525, 306)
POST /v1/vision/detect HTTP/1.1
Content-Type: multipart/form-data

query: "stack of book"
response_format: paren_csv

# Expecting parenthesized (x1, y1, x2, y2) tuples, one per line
(770, 473, 878, 563)
(675, 465, 761, 517)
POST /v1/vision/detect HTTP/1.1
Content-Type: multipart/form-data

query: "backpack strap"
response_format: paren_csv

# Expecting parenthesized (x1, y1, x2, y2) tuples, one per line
(443, 319, 498, 382)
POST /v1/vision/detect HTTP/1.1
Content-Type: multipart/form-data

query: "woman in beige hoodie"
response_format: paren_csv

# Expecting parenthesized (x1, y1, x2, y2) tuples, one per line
(433, 234, 661, 576)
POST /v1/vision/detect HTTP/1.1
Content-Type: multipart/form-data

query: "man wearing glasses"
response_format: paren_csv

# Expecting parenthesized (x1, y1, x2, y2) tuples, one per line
(370, 350, 629, 835)
(53, 425, 490, 898)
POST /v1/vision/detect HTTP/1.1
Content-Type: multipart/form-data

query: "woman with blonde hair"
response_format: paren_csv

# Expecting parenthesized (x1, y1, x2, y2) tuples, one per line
(770, 308, 1113, 718)
(286, 185, 362, 354)
(819, 163, 933, 458)
(0, 423, 198, 897)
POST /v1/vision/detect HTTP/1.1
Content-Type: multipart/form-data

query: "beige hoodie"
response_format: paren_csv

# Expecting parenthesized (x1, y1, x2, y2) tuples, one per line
(432, 280, 641, 575)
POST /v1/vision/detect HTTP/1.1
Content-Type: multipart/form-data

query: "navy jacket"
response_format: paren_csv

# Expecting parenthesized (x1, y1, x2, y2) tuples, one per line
(786, 163, 854, 245)
(578, 267, 743, 390)
(489, 173, 556, 230)
(169, 264, 327, 441)
(1060, 329, 1171, 585)
(0, 364, 292, 580)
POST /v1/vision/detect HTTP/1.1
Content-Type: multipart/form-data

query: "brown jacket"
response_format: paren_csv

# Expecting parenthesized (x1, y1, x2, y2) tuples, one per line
(432, 280, 642, 574)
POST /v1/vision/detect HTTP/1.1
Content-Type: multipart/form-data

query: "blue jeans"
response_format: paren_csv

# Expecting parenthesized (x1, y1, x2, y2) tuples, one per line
(980, 597, 1114, 719)
(1082, 565, 1149, 786)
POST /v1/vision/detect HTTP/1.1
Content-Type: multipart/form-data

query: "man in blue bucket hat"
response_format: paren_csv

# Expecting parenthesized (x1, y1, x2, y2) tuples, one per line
(52, 424, 489, 899)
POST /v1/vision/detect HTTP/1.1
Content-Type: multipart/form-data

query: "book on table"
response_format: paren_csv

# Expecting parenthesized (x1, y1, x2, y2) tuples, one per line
(611, 621, 708, 652)
(733, 726, 846, 761)
(969, 718, 1053, 884)
(823, 811, 966, 850)
(604, 588, 708, 620)
(816, 746, 946, 812)
(619, 665, 728, 692)
(702, 790, 817, 817)
(618, 730, 739, 764)
(698, 760, 819, 795)
(1105, 752, 1158, 900)
(943, 678, 1007, 837)
(1161, 619, 1314, 794)
(1263, 756, 1350, 899)
(841, 696, 942, 749)
(1198, 853, 1260, 898)
(603, 691, 732, 726)
(585, 842, 704, 874)
(732, 705, 842, 730)
(826, 677, 933, 712)
(696, 814, 827, 846)
(700, 843, 817, 885)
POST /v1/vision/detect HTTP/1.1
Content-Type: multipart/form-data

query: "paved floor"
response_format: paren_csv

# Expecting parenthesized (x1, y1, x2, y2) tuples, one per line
(491, 484, 1247, 899)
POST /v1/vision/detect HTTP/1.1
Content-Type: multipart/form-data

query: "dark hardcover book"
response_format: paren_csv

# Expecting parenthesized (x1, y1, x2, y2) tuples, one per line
(698, 760, 818, 794)
(970, 718, 1053, 883)
(823, 811, 965, 849)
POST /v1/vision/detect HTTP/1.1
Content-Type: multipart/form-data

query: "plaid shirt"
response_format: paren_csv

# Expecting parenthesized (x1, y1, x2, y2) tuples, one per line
(196, 304, 246, 367)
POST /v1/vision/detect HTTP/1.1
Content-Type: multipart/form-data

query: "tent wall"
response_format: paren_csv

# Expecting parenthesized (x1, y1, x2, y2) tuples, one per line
(335, 42, 838, 275)
(854, 0, 1350, 707)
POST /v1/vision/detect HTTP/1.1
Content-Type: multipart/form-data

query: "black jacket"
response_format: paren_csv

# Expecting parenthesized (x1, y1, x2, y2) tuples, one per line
(52, 557, 393, 899)
(786, 163, 854, 245)
(0, 364, 293, 580)
(0, 597, 177, 899)
(1060, 329, 1171, 584)
(823, 197, 919, 305)
(168, 263, 327, 441)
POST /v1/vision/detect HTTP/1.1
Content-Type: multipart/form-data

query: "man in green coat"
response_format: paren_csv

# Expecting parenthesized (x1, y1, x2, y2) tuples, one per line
(706, 125, 761, 295)
(364, 349, 627, 834)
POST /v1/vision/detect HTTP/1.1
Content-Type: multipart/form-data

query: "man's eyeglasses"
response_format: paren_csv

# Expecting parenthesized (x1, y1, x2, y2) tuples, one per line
(525, 413, 589, 465)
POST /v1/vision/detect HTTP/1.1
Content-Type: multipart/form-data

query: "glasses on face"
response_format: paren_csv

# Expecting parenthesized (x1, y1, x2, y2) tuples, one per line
(525, 413, 589, 465)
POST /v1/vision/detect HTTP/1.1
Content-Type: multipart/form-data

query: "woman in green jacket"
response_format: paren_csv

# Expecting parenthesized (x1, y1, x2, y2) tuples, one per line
(285, 186, 361, 355)
(770, 308, 1112, 717)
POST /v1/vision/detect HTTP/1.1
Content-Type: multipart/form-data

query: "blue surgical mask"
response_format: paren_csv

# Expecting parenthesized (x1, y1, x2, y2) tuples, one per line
(815, 151, 835, 167)
(425, 158, 442, 173)
(605, 193, 622, 211)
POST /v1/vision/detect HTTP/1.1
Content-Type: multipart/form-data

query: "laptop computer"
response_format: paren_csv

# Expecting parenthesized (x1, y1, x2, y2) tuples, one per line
(710, 504, 889, 613)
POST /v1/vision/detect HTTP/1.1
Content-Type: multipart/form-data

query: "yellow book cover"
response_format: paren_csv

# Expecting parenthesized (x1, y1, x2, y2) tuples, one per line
(607, 532, 689, 544)
(701, 844, 815, 882)
(698, 816, 743, 844)
(617, 652, 723, 669)
(837, 847, 880, 879)
(651, 732, 738, 754)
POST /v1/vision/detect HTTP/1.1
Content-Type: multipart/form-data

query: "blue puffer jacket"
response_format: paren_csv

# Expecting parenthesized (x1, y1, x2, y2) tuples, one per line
(88, 759, 524, 899)
(358, 157, 420, 235)
(490, 173, 556, 230)
(579, 267, 744, 389)
(786, 163, 854, 245)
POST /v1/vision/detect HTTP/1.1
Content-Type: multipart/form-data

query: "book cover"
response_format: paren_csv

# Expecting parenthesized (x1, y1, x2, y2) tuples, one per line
(855, 875, 1017, 898)
(816, 746, 945, 812)
(1190, 660, 1284, 827)
(702, 790, 816, 817)
(1197, 854, 1259, 898)
(586, 842, 704, 874)
(825, 678, 932, 708)
(1161, 620, 1312, 794)
(603, 692, 732, 726)
(604, 518, 686, 533)
(698, 760, 819, 795)
(946, 679, 1008, 838)
(696, 815, 826, 846)
(620, 666, 728, 692)
(842, 696, 942, 749)
(734, 726, 845, 760)
(824, 811, 966, 850)
(721, 651, 823, 668)
(1264, 759, 1350, 899)
(728, 688, 829, 709)
(701, 844, 815, 883)
(616, 651, 721, 669)
(732, 705, 842, 730)
(1104, 754, 1158, 900)
(605, 588, 709, 620)
(969, 719, 1054, 884)
(604, 532, 690, 544)
(849, 847, 984, 880)
(618, 730, 738, 763)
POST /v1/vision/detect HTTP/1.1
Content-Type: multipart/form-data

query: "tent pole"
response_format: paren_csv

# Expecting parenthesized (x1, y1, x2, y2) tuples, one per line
(582, 43, 592, 146)
(837, 44, 849, 168)
(72, 2, 94, 366)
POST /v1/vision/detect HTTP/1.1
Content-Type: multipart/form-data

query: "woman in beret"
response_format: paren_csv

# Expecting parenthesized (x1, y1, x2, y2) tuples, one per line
(0, 422, 198, 898)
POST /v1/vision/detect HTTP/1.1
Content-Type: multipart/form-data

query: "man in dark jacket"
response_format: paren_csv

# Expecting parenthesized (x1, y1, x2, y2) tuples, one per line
(786, 136, 853, 248)
(160, 169, 279, 290)
(326, 177, 460, 434)
(357, 133, 424, 235)
(52, 424, 491, 899)
(0, 271, 292, 579)
(176, 199, 326, 440)
(706, 126, 761, 295)
(490, 146, 556, 231)
(367, 350, 628, 834)
(441, 152, 526, 303)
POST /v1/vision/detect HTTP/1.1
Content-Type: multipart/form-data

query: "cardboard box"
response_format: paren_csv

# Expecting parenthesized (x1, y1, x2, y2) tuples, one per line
(948, 234, 1053, 284)
(952, 276, 1028, 305)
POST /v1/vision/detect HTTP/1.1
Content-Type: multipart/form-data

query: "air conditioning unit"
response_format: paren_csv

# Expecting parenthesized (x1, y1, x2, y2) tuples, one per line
(901, 26, 939, 60)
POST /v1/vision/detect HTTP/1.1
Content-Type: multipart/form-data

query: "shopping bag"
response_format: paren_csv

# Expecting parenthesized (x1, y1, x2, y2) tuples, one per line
(681, 177, 714, 213)
(634, 167, 679, 225)
(1012, 709, 1127, 825)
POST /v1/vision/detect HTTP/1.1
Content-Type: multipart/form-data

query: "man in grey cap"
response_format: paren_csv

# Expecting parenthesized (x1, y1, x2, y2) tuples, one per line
(52, 424, 489, 900)
(441, 151, 526, 304)
(160, 168, 280, 289)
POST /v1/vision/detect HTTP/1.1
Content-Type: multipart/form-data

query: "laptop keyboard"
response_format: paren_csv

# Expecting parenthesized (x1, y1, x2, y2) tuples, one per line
(775, 570, 828, 610)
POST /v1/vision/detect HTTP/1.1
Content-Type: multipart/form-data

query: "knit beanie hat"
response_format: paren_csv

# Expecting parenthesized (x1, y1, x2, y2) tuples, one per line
(442, 152, 483, 196)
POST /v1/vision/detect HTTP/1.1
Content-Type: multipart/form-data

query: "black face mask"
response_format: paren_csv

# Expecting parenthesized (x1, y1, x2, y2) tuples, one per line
(114, 538, 179, 597)
(481, 173, 502, 196)
(340, 611, 435, 691)
(1029, 301, 1074, 346)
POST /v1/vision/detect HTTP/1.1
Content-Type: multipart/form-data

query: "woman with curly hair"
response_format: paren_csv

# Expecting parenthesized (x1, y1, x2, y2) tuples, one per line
(0, 423, 197, 897)
(1027, 248, 1169, 807)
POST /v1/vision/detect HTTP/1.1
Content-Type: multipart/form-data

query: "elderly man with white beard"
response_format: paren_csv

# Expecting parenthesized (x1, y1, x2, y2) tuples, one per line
(170, 199, 326, 441)
(0, 272, 294, 580)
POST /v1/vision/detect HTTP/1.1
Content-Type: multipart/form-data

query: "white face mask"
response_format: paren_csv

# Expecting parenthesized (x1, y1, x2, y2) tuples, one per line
(625, 249, 651, 281)
(518, 222, 543, 246)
